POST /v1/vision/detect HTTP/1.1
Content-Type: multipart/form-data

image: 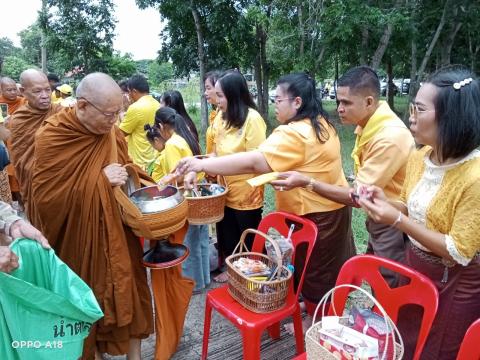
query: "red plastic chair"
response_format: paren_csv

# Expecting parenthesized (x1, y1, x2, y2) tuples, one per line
(321, 255, 438, 360)
(201, 211, 318, 359)
(456, 318, 480, 360)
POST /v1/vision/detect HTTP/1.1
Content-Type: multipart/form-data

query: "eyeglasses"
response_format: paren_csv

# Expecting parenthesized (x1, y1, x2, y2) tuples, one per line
(79, 97, 121, 118)
(409, 102, 434, 118)
(274, 97, 294, 105)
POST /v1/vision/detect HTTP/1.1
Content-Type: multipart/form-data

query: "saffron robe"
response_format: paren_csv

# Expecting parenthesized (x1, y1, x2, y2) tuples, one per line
(9, 103, 61, 218)
(30, 107, 153, 357)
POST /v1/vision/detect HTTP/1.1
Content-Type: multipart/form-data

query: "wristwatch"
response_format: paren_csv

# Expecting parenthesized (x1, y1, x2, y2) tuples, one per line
(305, 177, 315, 192)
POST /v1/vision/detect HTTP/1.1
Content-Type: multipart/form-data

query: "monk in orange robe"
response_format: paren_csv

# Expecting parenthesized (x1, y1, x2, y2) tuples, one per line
(0, 77, 26, 115)
(10, 69, 61, 219)
(30, 73, 153, 359)
(0, 77, 26, 196)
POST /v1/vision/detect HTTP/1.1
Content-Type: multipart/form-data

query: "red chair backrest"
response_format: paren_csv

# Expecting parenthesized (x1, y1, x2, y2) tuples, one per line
(328, 254, 439, 360)
(456, 318, 480, 360)
(251, 211, 317, 300)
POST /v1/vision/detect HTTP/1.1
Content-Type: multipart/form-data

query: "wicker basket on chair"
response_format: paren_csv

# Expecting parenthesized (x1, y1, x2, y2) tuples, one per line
(225, 229, 292, 313)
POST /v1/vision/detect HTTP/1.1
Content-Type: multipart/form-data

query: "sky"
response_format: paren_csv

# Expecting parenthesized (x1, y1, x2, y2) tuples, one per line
(1, 0, 164, 60)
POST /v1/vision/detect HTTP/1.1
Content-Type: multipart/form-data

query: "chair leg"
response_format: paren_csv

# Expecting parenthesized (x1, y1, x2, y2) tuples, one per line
(201, 297, 213, 360)
(267, 322, 281, 339)
(292, 306, 305, 354)
(242, 328, 262, 360)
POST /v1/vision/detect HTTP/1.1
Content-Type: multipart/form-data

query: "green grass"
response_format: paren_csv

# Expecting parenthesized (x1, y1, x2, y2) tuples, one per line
(187, 97, 409, 254)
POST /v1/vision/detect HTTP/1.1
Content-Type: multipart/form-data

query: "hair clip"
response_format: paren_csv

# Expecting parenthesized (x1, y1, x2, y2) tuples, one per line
(453, 77, 473, 90)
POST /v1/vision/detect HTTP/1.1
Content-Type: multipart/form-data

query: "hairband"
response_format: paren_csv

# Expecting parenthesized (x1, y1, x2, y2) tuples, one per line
(453, 77, 473, 90)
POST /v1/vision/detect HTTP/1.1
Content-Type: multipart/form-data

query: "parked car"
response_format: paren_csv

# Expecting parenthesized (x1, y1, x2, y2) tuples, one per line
(380, 81, 398, 96)
(402, 79, 410, 95)
(269, 88, 276, 103)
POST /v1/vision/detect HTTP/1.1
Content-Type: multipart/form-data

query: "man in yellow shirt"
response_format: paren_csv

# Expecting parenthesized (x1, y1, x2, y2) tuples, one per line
(47, 73, 61, 104)
(272, 66, 414, 286)
(119, 75, 159, 170)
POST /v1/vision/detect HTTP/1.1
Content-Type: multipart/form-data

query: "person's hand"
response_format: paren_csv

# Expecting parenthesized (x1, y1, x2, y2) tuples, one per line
(355, 184, 387, 203)
(0, 246, 19, 273)
(270, 171, 309, 192)
(9, 220, 51, 249)
(103, 163, 128, 186)
(359, 195, 399, 225)
(183, 171, 198, 190)
(174, 157, 204, 176)
(158, 173, 177, 186)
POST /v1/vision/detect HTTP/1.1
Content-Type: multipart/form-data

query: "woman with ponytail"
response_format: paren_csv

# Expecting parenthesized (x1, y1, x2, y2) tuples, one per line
(176, 72, 355, 315)
(160, 90, 199, 142)
(147, 107, 210, 292)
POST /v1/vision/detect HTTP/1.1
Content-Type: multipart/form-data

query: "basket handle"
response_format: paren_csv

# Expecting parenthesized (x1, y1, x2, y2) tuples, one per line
(232, 229, 284, 280)
(311, 284, 404, 360)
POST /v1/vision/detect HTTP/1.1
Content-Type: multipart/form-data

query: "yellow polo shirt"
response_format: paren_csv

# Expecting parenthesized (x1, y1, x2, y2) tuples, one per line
(119, 95, 160, 169)
(211, 108, 266, 210)
(259, 118, 347, 215)
(151, 133, 192, 182)
(354, 103, 415, 200)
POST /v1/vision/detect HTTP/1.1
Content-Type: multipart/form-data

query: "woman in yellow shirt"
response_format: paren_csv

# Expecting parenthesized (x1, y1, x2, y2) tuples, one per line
(204, 71, 221, 154)
(160, 90, 199, 143)
(205, 70, 266, 283)
(359, 67, 480, 359)
(176, 72, 355, 309)
(146, 107, 210, 292)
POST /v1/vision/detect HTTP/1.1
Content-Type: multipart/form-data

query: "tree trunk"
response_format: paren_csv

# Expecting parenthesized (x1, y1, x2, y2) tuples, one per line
(468, 34, 479, 72)
(387, 56, 395, 109)
(416, 0, 450, 83)
(360, 27, 369, 65)
(298, 2, 305, 58)
(191, 6, 208, 131)
(41, 0, 47, 73)
(255, 24, 269, 121)
(408, 39, 417, 103)
(440, 20, 462, 66)
(370, 0, 402, 70)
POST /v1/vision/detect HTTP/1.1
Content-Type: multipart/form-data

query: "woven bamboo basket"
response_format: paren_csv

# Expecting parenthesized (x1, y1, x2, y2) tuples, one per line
(305, 284, 404, 360)
(114, 165, 188, 239)
(181, 174, 228, 225)
(225, 229, 292, 313)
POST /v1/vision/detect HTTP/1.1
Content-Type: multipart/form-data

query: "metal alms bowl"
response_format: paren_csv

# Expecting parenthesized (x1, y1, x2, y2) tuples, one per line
(129, 185, 184, 214)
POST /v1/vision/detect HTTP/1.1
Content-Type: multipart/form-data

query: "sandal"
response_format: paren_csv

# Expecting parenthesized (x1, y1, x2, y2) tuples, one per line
(213, 271, 229, 283)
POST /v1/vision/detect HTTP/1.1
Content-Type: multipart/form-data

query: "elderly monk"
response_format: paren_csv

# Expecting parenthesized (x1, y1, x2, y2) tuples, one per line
(9, 69, 61, 219)
(30, 73, 153, 359)
(0, 77, 27, 198)
(0, 77, 27, 115)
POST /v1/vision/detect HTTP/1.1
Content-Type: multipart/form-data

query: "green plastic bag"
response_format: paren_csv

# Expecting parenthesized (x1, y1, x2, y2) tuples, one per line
(0, 239, 104, 360)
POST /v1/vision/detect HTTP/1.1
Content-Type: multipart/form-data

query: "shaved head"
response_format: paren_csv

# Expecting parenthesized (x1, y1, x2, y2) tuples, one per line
(19, 69, 52, 110)
(20, 69, 49, 88)
(0, 77, 16, 88)
(0, 77, 18, 101)
(76, 72, 122, 107)
(76, 73, 123, 134)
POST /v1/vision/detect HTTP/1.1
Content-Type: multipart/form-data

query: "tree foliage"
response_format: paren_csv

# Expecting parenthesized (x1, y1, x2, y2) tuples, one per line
(40, 0, 117, 75)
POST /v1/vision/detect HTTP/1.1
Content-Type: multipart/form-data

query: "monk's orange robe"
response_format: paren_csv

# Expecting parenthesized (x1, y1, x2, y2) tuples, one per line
(151, 224, 194, 360)
(30, 107, 153, 358)
(0, 95, 26, 115)
(0, 96, 27, 193)
(9, 103, 61, 218)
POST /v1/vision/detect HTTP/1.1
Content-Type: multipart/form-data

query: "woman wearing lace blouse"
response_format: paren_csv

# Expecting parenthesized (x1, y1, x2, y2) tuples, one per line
(359, 67, 480, 359)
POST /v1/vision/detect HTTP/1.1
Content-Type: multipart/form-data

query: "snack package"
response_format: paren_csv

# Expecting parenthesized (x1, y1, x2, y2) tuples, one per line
(232, 257, 269, 276)
(247, 172, 279, 187)
(349, 306, 395, 359)
(319, 316, 379, 359)
(265, 224, 294, 265)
